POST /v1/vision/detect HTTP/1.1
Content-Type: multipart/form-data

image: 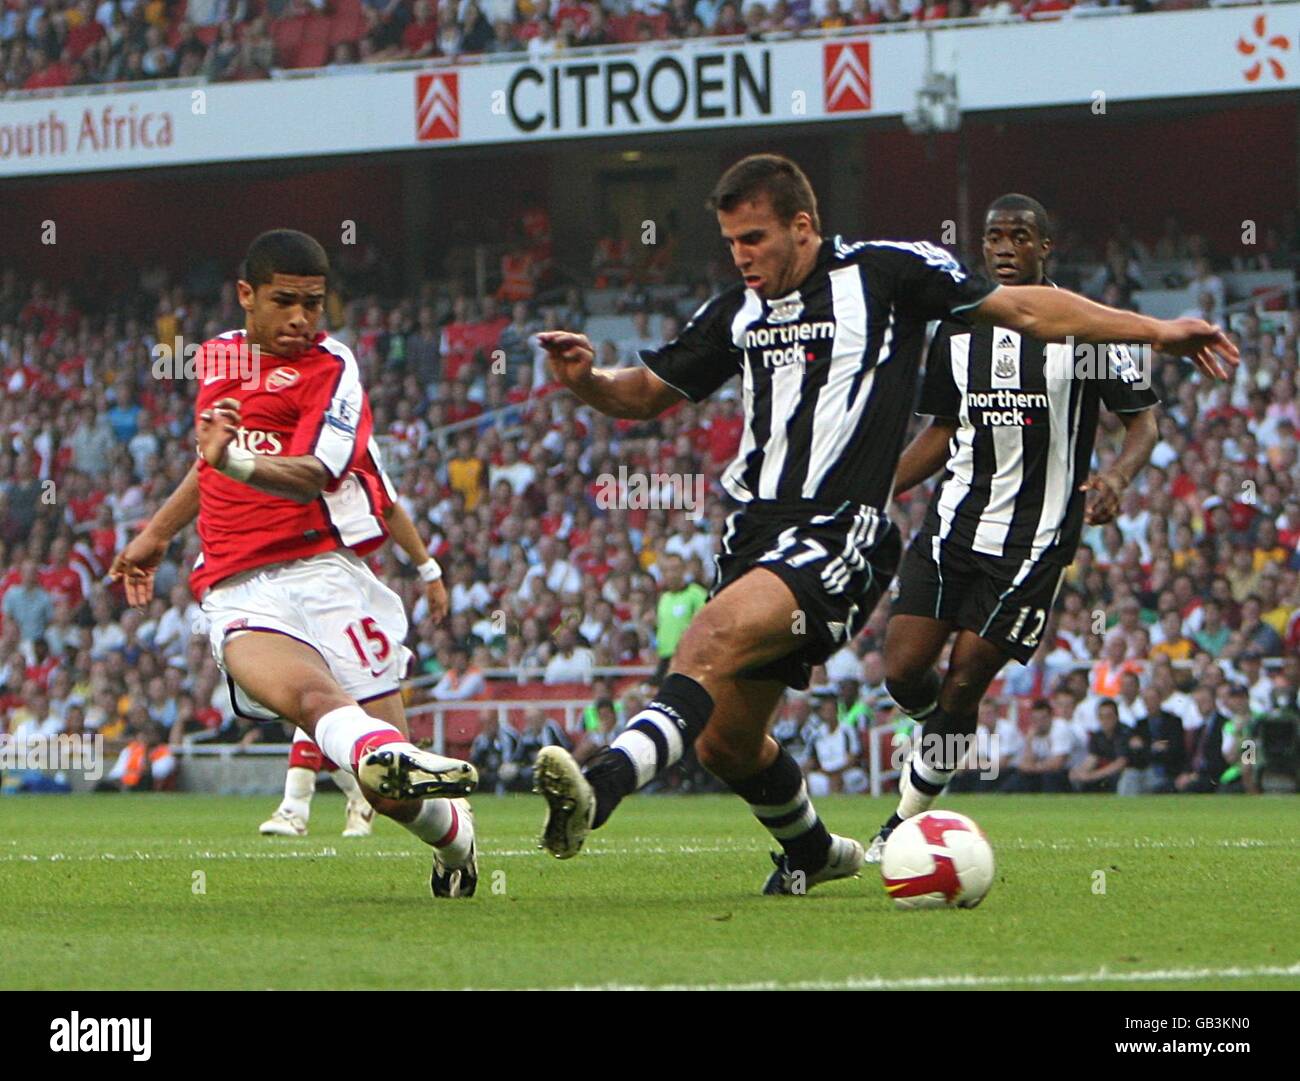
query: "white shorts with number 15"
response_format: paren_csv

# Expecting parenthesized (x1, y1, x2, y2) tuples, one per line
(201, 549, 413, 721)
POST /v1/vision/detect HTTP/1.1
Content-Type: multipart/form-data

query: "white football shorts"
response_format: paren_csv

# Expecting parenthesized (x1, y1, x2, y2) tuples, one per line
(201, 549, 413, 721)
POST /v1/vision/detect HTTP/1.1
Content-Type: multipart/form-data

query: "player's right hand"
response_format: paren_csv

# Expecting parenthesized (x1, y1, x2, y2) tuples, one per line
(196, 397, 242, 468)
(1153, 318, 1239, 381)
(109, 528, 169, 608)
(536, 331, 595, 388)
(425, 578, 449, 625)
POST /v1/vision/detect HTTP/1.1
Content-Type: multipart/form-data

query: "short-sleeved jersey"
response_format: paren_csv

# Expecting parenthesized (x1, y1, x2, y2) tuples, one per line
(189, 330, 396, 599)
(638, 237, 997, 511)
(917, 286, 1159, 569)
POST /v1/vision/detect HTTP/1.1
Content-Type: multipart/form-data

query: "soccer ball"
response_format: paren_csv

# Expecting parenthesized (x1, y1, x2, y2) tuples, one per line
(880, 810, 994, 910)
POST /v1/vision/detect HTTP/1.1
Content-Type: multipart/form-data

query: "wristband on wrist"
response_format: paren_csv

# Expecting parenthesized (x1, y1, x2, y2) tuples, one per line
(218, 444, 256, 483)
(417, 558, 442, 583)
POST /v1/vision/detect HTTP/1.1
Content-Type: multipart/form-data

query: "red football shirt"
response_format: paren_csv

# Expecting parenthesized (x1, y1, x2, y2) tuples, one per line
(189, 331, 394, 599)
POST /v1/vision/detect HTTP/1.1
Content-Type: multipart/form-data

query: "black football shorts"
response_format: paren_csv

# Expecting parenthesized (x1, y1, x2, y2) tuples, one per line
(710, 501, 902, 690)
(892, 532, 1066, 664)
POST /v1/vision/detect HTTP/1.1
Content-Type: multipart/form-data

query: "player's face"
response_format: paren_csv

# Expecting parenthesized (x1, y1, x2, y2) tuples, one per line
(237, 272, 327, 358)
(982, 210, 1051, 286)
(717, 195, 816, 298)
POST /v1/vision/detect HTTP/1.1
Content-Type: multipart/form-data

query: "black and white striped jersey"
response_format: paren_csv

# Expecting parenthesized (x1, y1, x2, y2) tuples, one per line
(917, 306, 1159, 568)
(639, 236, 997, 511)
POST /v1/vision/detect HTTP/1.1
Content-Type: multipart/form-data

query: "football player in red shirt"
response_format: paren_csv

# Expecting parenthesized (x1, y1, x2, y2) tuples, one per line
(111, 230, 478, 897)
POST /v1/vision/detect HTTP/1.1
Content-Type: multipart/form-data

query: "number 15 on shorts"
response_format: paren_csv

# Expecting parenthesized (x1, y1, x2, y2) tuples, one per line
(345, 617, 391, 675)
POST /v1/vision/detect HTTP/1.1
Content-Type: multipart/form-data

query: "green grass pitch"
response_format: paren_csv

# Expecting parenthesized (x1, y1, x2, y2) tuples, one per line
(2, 793, 1297, 990)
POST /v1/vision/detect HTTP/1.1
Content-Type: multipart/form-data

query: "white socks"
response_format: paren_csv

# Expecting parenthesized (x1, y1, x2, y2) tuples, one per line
(331, 766, 364, 802)
(281, 766, 316, 820)
(401, 800, 472, 864)
(313, 705, 404, 776)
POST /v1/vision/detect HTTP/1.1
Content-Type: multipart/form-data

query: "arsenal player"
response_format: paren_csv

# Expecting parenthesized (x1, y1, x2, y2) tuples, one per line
(255, 494, 452, 843)
(112, 230, 478, 898)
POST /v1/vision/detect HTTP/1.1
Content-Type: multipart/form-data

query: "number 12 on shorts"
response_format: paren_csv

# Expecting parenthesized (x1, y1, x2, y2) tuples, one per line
(1007, 606, 1046, 648)
(345, 617, 391, 672)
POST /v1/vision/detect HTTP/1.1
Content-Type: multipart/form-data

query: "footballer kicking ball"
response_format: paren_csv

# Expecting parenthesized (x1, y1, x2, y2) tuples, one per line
(880, 810, 994, 910)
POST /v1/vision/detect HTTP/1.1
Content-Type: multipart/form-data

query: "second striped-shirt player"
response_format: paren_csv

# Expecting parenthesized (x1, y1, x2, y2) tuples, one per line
(868, 194, 1162, 861)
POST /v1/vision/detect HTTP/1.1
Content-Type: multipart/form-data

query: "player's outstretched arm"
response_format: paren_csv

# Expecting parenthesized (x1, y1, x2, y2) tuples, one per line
(109, 461, 201, 606)
(197, 398, 330, 503)
(893, 418, 958, 498)
(971, 286, 1239, 380)
(384, 499, 449, 624)
(537, 331, 686, 419)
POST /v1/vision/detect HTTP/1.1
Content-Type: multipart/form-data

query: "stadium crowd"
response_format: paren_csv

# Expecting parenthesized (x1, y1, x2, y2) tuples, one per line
(1, 208, 1298, 797)
(3, 0, 1211, 93)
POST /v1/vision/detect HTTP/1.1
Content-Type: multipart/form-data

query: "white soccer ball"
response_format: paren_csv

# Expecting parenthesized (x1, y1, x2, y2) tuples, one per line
(880, 810, 994, 910)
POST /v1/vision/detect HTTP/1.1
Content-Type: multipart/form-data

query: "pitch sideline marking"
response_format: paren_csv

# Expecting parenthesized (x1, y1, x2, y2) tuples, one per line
(0, 834, 1296, 864)
(553, 961, 1300, 992)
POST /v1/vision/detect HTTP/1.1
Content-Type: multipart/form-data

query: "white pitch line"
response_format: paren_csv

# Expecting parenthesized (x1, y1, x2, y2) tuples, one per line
(550, 961, 1300, 992)
(0, 842, 754, 863)
(1, 835, 1295, 865)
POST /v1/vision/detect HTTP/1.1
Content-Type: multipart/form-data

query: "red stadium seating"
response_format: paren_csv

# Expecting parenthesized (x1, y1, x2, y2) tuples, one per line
(271, 15, 308, 68)
(296, 13, 334, 69)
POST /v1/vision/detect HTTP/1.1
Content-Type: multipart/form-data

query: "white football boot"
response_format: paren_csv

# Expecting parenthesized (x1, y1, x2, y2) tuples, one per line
(763, 834, 865, 895)
(358, 745, 477, 800)
(259, 808, 308, 837)
(342, 799, 375, 837)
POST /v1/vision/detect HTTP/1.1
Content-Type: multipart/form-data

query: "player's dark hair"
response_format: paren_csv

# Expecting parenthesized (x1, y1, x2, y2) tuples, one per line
(241, 229, 330, 288)
(1031, 698, 1052, 713)
(708, 154, 821, 234)
(1097, 698, 1118, 715)
(986, 193, 1052, 239)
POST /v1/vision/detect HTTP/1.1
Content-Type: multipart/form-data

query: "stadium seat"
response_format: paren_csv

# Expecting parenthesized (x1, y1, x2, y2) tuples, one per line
(271, 16, 308, 68)
(328, 1, 368, 47)
(296, 13, 334, 69)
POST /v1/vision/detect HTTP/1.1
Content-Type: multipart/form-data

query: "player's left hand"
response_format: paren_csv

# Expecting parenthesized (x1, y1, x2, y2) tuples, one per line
(1153, 318, 1239, 381)
(109, 526, 169, 607)
(197, 397, 242, 468)
(425, 578, 449, 625)
(1080, 470, 1125, 525)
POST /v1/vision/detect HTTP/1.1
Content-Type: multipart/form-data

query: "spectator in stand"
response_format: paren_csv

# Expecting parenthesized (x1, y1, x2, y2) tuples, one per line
(1003, 699, 1072, 793)
(617, 310, 659, 365)
(469, 709, 519, 794)
(489, 437, 537, 497)
(402, 0, 441, 57)
(653, 552, 707, 681)
(544, 625, 595, 685)
(574, 697, 619, 764)
(1069, 698, 1130, 793)
(1149, 609, 1195, 661)
(805, 689, 866, 796)
(1176, 685, 1239, 793)
(100, 719, 176, 792)
(3, 561, 53, 643)
(433, 646, 487, 700)
(511, 705, 569, 789)
(663, 514, 713, 567)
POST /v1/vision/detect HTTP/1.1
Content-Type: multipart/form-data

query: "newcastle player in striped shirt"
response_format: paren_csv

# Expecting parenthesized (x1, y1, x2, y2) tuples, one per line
(865, 193, 1171, 862)
(533, 157, 1236, 895)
